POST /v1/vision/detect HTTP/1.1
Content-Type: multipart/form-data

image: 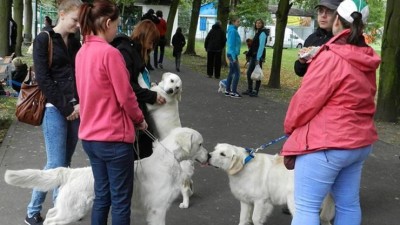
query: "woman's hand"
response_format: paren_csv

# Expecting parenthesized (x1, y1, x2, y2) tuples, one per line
(156, 93, 166, 105)
(67, 104, 80, 121)
(136, 120, 148, 131)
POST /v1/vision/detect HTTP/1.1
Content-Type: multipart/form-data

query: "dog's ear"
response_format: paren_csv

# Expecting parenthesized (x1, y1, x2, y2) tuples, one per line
(176, 88, 182, 102)
(227, 154, 244, 175)
(175, 131, 192, 153)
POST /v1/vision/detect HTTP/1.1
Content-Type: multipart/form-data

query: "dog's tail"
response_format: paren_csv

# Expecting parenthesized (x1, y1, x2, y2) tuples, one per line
(4, 167, 70, 191)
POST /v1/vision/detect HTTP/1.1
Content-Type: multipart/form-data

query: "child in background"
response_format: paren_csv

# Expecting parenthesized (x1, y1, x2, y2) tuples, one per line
(11, 57, 28, 93)
(172, 27, 186, 72)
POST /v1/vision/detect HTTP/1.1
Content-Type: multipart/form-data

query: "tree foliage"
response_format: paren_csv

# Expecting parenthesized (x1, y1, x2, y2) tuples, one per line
(235, 0, 271, 29)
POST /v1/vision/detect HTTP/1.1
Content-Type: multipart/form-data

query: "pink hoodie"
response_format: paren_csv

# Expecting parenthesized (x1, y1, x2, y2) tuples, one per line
(75, 35, 144, 143)
(282, 29, 381, 156)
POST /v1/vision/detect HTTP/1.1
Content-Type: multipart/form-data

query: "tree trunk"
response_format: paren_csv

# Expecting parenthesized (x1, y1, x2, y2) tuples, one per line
(184, 0, 201, 55)
(267, 0, 292, 89)
(24, 0, 33, 44)
(217, 0, 230, 67)
(165, 0, 179, 46)
(375, 0, 400, 122)
(0, 0, 11, 56)
(14, 0, 24, 56)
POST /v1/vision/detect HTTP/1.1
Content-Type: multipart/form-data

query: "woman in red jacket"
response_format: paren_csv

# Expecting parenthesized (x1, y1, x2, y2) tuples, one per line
(75, 1, 147, 224)
(281, 1, 381, 225)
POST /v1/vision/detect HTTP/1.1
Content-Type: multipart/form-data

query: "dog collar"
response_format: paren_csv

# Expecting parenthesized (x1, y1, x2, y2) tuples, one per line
(243, 148, 255, 164)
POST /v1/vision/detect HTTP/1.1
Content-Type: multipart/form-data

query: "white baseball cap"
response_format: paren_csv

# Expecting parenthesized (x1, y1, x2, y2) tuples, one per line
(337, 0, 369, 24)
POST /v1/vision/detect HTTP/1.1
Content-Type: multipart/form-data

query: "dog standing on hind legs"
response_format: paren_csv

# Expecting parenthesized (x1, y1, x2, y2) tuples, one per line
(146, 72, 197, 208)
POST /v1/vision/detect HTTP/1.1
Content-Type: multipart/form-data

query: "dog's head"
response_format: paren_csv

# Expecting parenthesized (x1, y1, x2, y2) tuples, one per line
(162, 127, 208, 164)
(158, 72, 182, 101)
(208, 143, 245, 175)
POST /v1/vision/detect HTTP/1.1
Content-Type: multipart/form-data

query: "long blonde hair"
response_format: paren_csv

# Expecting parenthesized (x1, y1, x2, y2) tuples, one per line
(130, 20, 160, 63)
(58, 0, 82, 13)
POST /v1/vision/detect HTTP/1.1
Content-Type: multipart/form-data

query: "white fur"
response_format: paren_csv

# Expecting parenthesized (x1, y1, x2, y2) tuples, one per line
(218, 79, 227, 93)
(146, 72, 196, 209)
(208, 143, 335, 225)
(4, 127, 208, 225)
(147, 72, 183, 140)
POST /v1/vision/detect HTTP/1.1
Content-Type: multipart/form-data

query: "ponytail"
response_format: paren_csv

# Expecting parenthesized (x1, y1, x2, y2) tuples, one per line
(338, 12, 365, 46)
(78, 0, 119, 42)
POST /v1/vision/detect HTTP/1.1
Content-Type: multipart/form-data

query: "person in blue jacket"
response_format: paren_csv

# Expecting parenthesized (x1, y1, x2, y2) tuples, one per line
(224, 16, 242, 98)
(242, 19, 269, 97)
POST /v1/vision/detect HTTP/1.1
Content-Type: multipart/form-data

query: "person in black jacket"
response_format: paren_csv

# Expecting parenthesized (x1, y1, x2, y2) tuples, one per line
(25, 1, 82, 224)
(204, 21, 226, 79)
(242, 19, 269, 97)
(294, 0, 342, 77)
(111, 20, 166, 159)
(172, 27, 186, 72)
(140, 9, 160, 71)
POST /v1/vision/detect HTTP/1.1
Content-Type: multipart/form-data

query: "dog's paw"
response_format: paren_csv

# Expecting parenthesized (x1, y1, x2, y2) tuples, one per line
(179, 202, 189, 209)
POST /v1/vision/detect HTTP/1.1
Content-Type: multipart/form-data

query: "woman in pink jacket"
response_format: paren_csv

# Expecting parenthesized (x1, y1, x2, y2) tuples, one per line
(75, 1, 147, 224)
(281, 1, 381, 225)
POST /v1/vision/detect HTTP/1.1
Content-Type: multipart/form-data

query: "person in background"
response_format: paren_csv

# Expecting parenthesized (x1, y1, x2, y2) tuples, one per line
(8, 16, 17, 55)
(204, 21, 226, 79)
(154, 10, 167, 69)
(242, 19, 269, 97)
(141, 8, 160, 71)
(172, 27, 186, 72)
(44, 16, 53, 29)
(281, 1, 380, 225)
(76, 1, 147, 224)
(224, 16, 242, 98)
(111, 19, 165, 159)
(11, 57, 28, 93)
(25, 1, 82, 224)
(294, 0, 342, 77)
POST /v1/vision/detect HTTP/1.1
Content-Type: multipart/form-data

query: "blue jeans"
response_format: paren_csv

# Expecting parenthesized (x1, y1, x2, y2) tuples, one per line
(27, 106, 79, 217)
(154, 36, 166, 66)
(226, 55, 240, 93)
(82, 141, 134, 225)
(291, 145, 372, 225)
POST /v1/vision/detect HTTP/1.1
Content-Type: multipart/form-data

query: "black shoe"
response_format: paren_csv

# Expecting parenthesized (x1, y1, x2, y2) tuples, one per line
(242, 89, 252, 95)
(176, 68, 180, 72)
(224, 91, 231, 96)
(215, 76, 220, 79)
(230, 92, 242, 98)
(159, 63, 163, 69)
(249, 91, 258, 97)
(25, 213, 44, 225)
(147, 65, 154, 70)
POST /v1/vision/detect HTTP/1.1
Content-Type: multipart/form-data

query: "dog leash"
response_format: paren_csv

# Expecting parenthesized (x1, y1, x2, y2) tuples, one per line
(243, 135, 289, 164)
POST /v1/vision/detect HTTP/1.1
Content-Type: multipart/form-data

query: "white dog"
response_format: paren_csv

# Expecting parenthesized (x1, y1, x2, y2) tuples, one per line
(147, 72, 183, 140)
(218, 79, 227, 93)
(208, 143, 335, 225)
(4, 127, 209, 225)
(146, 72, 196, 209)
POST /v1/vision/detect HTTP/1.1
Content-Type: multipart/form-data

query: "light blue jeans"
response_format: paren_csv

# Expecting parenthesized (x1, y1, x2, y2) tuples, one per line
(291, 145, 372, 225)
(27, 106, 79, 217)
(226, 54, 240, 93)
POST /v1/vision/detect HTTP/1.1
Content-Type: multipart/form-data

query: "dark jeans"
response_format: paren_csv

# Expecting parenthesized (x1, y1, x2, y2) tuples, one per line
(206, 51, 222, 78)
(154, 37, 166, 66)
(175, 52, 182, 70)
(82, 140, 134, 225)
(246, 57, 262, 92)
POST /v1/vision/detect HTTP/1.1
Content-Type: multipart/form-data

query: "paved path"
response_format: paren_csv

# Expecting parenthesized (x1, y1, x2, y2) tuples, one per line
(1, 57, 399, 225)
